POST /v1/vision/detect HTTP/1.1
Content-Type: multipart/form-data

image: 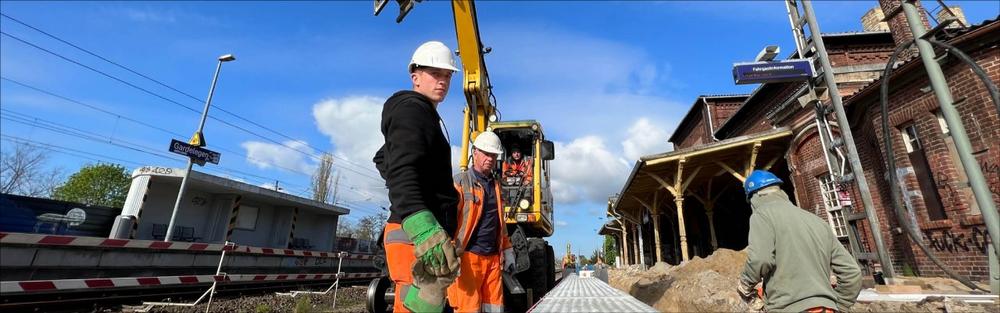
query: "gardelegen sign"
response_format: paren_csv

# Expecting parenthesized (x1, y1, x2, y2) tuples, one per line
(732, 58, 815, 85)
(168, 139, 221, 165)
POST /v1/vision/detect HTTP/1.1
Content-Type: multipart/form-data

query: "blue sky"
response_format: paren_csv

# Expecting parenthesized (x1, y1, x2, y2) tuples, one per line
(1, 1, 996, 256)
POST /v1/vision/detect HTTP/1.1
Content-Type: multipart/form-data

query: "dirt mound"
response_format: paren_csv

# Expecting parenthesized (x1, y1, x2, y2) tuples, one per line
(609, 249, 753, 312)
(608, 249, 997, 313)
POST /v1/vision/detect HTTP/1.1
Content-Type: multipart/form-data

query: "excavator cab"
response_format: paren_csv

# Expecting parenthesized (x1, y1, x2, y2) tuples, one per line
(490, 120, 555, 238)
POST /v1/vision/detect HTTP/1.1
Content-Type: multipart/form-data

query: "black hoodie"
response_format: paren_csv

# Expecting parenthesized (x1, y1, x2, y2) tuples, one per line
(373, 90, 459, 231)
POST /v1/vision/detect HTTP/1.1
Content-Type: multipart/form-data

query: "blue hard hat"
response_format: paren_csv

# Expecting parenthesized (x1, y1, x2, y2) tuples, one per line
(744, 170, 783, 198)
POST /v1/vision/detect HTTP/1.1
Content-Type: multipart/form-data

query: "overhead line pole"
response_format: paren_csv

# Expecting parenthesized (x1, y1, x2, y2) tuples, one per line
(798, 0, 897, 281)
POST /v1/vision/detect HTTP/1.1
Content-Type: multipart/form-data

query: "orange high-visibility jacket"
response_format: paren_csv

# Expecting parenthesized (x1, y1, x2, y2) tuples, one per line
(502, 158, 533, 184)
(452, 171, 514, 258)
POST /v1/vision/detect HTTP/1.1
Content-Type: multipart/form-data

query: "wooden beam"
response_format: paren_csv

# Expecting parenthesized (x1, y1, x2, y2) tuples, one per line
(630, 195, 654, 213)
(711, 184, 731, 202)
(674, 158, 686, 192)
(763, 156, 781, 171)
(645, 171, 678, 195)
(745, 141, 762, 177)
(687, 190, 708, 206)
(680, 166, 703, 193)
(715, 161, 746, 182)
(644, 129, 793, 166)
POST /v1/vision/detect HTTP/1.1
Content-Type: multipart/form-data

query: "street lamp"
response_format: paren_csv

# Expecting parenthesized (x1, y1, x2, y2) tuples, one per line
(164, 54, 236, 242)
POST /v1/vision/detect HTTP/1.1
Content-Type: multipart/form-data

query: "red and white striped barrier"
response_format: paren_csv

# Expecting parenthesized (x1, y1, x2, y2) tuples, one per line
(229, 245, 377, 260)
(0, 232, 228, 252)
(0, 272, 382, 294)
(0, 274, 223, 293)
(0, 232, 377, 260)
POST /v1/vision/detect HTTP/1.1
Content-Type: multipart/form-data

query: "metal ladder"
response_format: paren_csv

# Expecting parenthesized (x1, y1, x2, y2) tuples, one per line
(783, 0, 879, 273)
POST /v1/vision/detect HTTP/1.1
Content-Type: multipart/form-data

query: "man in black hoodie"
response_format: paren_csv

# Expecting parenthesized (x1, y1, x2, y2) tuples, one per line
(373, 40, 461, 313)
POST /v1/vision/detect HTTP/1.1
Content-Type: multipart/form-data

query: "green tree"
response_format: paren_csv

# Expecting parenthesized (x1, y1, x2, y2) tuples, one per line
(578, 255, 589, 265)
(52, 163, 130, 207)
(355, 211, 388, 241)
(603, 235, 618, 266)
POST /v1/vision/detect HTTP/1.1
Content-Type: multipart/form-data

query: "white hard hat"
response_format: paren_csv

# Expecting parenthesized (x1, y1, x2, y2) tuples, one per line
(409, 41, 460, 73)
(473, 131, 503, 155)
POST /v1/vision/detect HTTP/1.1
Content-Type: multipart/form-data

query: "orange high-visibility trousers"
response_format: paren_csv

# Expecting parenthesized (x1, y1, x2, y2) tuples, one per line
(383, 223, 417, 313)
(447, 252, 504, 313)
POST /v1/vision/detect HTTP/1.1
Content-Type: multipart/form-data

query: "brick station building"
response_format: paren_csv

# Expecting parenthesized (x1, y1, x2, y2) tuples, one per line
(603, 0, 998, 283)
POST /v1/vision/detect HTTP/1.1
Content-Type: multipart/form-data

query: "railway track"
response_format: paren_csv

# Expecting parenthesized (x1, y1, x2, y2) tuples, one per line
(2, 276, 376, 313)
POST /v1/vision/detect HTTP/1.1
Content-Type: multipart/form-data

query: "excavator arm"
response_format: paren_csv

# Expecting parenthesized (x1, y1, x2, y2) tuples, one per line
(375, 0, 497, 171)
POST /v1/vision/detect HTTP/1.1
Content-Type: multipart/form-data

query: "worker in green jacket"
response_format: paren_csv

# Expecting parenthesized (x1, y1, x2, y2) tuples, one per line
(738, 170, 862, 312)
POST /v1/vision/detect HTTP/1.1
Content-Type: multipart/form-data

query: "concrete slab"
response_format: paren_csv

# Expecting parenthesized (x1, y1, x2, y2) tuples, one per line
(530, 273, 657, 313)
(33, 248, 100, 267)
(151, 252, 196, 267)
(100, 250, 155, 267)
(0, 246, 37, 266)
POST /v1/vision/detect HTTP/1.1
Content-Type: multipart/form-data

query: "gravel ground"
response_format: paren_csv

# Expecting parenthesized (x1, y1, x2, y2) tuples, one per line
(607, 249, 997, 313)
(114, 286, 368, 313)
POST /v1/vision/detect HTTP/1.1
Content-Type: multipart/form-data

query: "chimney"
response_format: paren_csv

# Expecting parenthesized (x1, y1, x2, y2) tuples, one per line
(936, 6, 968, 29)
(878, 0, 932, 50)
(861, 7, 891, 32)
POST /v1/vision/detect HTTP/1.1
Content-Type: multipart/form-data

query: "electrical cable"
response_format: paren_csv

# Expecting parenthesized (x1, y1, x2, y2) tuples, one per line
(0, 31, 383, 182)
(0, 77, 386, 202)
(0, 14, 380, 176)
(879, 39, 994, 291)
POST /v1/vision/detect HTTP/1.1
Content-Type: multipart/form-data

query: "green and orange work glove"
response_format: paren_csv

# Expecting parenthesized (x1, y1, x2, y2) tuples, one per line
(401, 210, 461, 277)
(404, 258, 457, 313)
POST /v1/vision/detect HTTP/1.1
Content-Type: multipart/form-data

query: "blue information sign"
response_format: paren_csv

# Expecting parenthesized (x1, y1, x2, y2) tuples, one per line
(168, 139, 221, 165)
(732, 59, 815, 85)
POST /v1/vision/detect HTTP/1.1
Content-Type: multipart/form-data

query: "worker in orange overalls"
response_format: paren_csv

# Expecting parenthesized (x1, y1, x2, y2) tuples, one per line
(502, 144, 532, 186)
(374, 41, 462, 313)
(448, 131, 515, 313)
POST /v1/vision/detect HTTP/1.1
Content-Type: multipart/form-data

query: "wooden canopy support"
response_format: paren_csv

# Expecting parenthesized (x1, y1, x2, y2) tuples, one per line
(688, 179, 729, 251)
(611, 129, 797, 265)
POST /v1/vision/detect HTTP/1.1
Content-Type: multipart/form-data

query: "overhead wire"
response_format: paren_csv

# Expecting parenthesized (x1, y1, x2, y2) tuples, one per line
(0, 76, 386, 204)
(0, 14, 388, 214)
(0, 30, 384, 183)
(0, 13, 381, 179)
(0, 110, 316, 196)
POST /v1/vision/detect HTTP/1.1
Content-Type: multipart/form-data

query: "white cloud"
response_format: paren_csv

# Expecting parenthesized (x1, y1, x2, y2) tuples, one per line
(123, 9, 177, 23)
(240, 140, 316, 174)
(116, 7, 221, 25)
(622, 118, 672, 161)
(556, 220, 569, 227)
(313, 96, 385, 166)
(549, 136, 630, 205)
(312, 96, 391, 207)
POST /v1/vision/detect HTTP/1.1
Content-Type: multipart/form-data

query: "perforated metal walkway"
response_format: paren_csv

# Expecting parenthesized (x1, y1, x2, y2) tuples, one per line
(529, 272, 657, 312)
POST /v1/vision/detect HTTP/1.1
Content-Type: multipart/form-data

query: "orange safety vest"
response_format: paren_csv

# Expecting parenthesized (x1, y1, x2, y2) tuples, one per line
(453, 171, 513, 258)
(502, 158, 533, 184)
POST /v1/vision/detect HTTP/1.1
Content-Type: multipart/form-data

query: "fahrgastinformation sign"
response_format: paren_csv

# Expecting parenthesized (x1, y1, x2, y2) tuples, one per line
(732, 58, 815, 85)
(168, 139, 221, 166)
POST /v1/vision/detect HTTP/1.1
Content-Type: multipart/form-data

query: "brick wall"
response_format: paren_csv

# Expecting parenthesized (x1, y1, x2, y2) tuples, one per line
(675, 104, 710, 150)
(851, 37, 999, 282)
(709, 99, 744, 128)
(879, 0, 932, 59)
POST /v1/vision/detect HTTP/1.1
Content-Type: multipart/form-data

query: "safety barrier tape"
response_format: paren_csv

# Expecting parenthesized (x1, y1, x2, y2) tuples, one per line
(0, 232, 378, 260)
(0, 272, 382, 294)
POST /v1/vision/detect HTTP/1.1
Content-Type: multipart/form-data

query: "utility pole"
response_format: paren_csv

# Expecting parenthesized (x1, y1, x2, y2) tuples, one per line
(785, 0, 897, 282)
(164, 54, 236, 242)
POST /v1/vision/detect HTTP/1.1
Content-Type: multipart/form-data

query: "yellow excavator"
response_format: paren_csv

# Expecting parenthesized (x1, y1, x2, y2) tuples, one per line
(366, 1, 557, 312)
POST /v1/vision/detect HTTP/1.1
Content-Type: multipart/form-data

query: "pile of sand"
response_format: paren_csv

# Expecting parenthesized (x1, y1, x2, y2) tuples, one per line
(607, 249, 997, 313)
(609, 249, 753, 312)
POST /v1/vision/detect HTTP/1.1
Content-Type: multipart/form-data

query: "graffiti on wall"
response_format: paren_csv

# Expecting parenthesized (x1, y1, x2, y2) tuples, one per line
(924, 227, 991, 255)
(981, 158, 1000, 198)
